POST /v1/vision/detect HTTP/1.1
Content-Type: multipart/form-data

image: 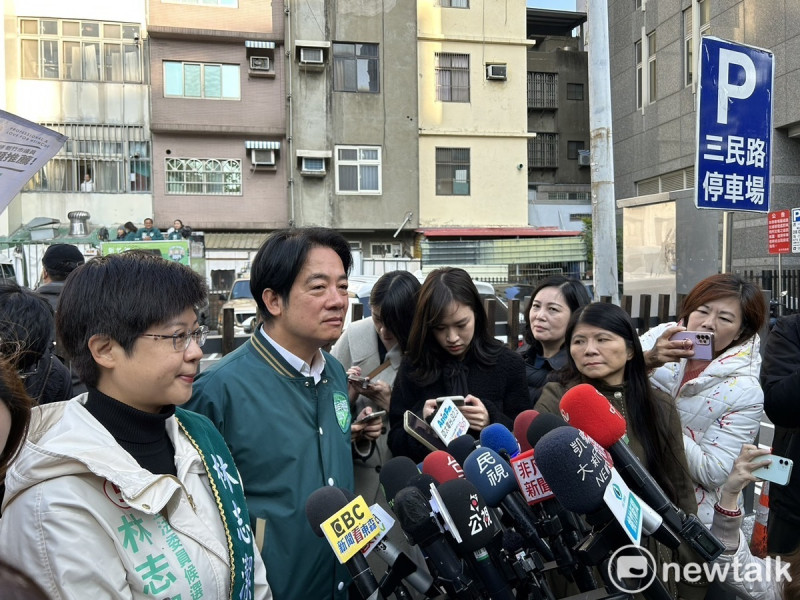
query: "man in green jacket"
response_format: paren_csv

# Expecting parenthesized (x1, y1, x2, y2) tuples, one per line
(186, 227, 354, 600)
(139, 218, 163, 240)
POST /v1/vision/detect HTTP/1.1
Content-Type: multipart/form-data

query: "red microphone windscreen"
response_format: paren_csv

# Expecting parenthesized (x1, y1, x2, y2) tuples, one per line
(422, 450, 464, 483)
(558, 383, 627, 448)
(513, 410, 539, 452)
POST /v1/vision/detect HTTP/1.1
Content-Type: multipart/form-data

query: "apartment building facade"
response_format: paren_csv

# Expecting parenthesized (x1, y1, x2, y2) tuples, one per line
(287, 0, 419, 260)
(526, 8, 591, 231)
(2, 0, 151, 235)
(147, 0, 287, 231)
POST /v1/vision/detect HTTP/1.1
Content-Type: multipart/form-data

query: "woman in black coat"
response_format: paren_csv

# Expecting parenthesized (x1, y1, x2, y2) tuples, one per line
(388, 267, 529, 463)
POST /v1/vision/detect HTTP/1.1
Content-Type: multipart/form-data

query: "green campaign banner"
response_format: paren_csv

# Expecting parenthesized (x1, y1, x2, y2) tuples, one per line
(101, 240, 191, 266)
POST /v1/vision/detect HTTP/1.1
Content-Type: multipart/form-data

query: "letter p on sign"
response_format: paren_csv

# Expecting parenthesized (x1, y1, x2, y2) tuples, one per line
(717, 48, 755, 124)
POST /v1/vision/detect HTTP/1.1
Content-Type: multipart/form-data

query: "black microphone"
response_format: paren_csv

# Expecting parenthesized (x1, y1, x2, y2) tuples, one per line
(447, 434, 479, 466)
(559, 384, 724, 561)
(393, 486, 476, 599)
(379, 456, 420, 508)
(462, 446, 554, 561)
(339, 488, 436, 598)
(305, 486, 384, 600)
(437, 478, 516, 600)
(525, 412, 570, 450)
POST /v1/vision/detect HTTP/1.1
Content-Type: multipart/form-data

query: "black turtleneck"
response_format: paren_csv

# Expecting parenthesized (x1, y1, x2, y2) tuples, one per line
(84, 388, 177, 476)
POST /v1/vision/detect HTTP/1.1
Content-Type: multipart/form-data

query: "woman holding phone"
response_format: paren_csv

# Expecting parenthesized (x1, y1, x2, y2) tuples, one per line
(639, 273, 767, 525)
(388, 268, 528, 463)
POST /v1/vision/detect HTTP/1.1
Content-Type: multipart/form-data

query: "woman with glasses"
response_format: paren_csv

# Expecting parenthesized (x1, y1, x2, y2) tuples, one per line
(0, 251, 272, 600)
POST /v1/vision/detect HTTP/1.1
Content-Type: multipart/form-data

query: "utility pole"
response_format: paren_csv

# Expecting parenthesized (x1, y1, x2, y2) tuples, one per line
(586, 0, 619, 303)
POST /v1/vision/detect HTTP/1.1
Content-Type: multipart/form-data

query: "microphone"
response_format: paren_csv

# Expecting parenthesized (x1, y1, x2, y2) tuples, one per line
(447, 434, 479, 466)
(422, 450, 465, 483)
(393, 486, 476, 599)
(437, 478, 516, 600)
(559, 384, 725, 561)
(525, 412, 570, 451)
(339, 488, 436, 598)
(305, 486, 384, 600)
(462, 446, 554, 561)
(405, 473, 438, 501)
(380, 456, 420, 507)
(479, 423, 520, 460)
(513, 410, 539, 452)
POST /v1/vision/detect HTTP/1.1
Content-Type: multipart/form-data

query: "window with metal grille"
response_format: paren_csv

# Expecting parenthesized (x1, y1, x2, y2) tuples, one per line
(566, 83, 584, 101)
(19, 18, 142, 82)
(436, 147, 470, 195)
(165, 158, 242, 195)
(333, 42, 379, 93)
(435, 53, 470, 103)
(440, 0, 469, 6)
(335, 146, 381, 194)
(529, 134, 559, 168)
(528, 72, 558, 108)
(23, 124, 151, 193)
(164, 61, 241, 99)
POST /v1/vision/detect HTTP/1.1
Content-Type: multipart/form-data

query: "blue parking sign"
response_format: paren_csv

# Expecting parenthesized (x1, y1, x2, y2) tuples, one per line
(695, 37, 773, 212)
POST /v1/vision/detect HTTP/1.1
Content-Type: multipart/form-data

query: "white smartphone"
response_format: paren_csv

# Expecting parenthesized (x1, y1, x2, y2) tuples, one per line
(354, 410, 386, 424)
(670, 331, 715, 361)
(753, 455, 794, 486)
(435, 395, 465, 407)
(403, 411, 448, 453)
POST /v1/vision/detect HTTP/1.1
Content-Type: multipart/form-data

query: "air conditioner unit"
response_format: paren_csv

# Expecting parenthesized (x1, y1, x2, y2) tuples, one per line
(299, 47, 324, 64)
(251, 149, 276, 167)
(250, 56, 271, 71)
(301, 157, 326, 173)
(486, 64, 507, 80)
(577, 151, 591, 166)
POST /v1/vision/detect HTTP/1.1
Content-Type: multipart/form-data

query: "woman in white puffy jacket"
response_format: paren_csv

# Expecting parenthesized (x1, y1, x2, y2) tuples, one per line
(711, 444, 800, 600)
(640, 273, 767, 525)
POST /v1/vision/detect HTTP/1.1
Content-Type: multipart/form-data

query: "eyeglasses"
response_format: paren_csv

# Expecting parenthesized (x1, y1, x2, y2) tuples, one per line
(139, 325, 208, 351)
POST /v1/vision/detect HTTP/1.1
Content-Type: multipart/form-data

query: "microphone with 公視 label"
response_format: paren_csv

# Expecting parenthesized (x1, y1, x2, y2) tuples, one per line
(559, 384, 725, 562)
(305, 486, 384, 600)
(437, 478, 517, 600)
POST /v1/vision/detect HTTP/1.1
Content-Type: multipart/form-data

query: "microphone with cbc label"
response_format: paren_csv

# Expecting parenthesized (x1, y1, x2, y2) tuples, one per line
(305, 486, 384, 600)
(339, 487, 436, 598)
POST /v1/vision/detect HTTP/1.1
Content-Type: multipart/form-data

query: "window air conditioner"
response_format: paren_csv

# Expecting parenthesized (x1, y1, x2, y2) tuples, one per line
(577, 151, 591, 166)
(486, 64, 507, 80)
(299, 47, 324, 64)
(250, 56, 271, 71)
(251, 149, 276, 166)
(301, 157, 326, 173)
